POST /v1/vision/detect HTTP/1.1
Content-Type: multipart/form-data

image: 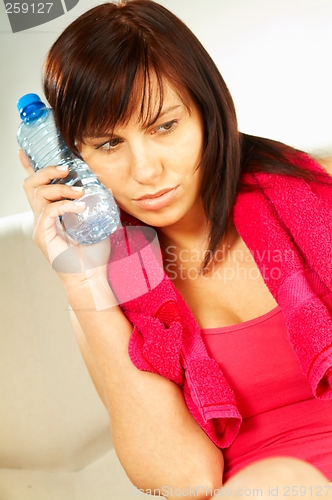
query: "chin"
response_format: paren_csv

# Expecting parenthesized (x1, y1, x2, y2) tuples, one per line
(137, 214, 176, 228)
(131, 209, 182, 229)
(118, 197, 190, 228)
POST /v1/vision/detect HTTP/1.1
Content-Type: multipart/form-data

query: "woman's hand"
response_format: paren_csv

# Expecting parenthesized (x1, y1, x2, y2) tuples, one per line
(20, 150, 116, 308)
(20, 149, 86, 262)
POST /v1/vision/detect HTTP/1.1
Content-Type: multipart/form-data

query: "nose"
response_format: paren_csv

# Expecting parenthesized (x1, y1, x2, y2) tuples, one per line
(129, 141, 162, 185)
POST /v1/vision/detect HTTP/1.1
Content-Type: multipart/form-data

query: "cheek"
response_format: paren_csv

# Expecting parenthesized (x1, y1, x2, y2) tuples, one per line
(102, 174, 129, 204)
(98, 168, 130, 205)
(81, 154, 125, 191)
(177, 135, 203, 175)
(179, 122, 204, 161)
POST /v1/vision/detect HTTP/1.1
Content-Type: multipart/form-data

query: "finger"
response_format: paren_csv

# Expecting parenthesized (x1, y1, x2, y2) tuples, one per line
(34, 199, 86, 263)
(33, 184, 85, 218)
(23, 165, 72, 208)
(34, 183, 84, 202)
(24, 164, 70, 189)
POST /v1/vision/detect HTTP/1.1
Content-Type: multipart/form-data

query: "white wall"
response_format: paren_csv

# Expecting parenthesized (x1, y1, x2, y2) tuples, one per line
(1, 0, 331, 217)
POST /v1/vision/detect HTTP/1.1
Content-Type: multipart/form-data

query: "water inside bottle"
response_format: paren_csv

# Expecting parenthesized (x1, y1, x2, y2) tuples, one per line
(61, 191, 119, 244)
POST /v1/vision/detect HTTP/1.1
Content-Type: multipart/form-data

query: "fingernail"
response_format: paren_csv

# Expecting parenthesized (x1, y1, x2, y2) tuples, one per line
(72, 186, 84, 192)
(56, 165, 69, 171)
(74, 201, 86, 207)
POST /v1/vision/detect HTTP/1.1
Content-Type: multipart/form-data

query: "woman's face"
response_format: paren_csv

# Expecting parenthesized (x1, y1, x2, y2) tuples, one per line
(79, 81, 205, 230)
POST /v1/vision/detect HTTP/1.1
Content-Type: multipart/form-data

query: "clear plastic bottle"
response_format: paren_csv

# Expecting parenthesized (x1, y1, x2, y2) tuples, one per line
(17, 93, 120, 244)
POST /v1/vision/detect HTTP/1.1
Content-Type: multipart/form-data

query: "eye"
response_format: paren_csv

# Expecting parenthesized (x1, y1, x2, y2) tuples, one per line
(155, 120, 178, 134)
(96, 137, 122, 152)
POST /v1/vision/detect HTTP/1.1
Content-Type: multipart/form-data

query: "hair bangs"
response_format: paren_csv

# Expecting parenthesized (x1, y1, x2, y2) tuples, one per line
(81, 67, 168, 144)
(44, 13, 183, 156)
(44, 2, 194, 157)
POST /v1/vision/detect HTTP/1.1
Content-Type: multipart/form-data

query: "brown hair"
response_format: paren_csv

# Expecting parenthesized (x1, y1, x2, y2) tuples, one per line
(43, 0, 312, 268)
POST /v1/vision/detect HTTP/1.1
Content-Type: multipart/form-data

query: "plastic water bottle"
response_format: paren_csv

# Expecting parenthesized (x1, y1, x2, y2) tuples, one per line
(16, 93, 120, 245)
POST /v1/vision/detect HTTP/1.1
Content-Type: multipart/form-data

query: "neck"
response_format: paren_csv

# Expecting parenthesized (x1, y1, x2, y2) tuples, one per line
(156, 201, 209, 256)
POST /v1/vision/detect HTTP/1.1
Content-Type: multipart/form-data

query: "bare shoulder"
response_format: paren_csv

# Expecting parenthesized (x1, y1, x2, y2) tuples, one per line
(316, 156, 332, 176)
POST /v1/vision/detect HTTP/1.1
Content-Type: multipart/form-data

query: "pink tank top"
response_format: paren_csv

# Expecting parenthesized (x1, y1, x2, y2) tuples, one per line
(200, 306, 332, 482)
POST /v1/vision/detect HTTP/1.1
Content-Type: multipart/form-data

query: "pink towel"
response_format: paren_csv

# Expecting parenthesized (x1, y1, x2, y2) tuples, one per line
(107, 152, 332, 448)
(232, 152, 332, 399)
(107, 224, 241, 448)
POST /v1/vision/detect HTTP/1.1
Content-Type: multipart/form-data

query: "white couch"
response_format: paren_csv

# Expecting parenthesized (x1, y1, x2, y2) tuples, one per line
(0, 211, 151, 500)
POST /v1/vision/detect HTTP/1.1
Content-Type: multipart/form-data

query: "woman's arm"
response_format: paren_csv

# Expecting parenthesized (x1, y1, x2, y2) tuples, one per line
(20, 152, 224, 499)
(66, 278, 224, 498)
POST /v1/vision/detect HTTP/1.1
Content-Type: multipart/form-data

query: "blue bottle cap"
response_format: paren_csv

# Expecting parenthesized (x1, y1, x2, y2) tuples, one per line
(16, 93, 44, 114)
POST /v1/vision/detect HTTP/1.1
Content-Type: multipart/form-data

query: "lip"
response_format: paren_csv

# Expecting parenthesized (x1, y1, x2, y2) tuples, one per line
(134, 186, 178, 210)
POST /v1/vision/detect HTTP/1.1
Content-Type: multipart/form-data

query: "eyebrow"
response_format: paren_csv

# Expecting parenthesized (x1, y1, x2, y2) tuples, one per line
(84, 104, 183, 142)
(145, 104, 182, 128)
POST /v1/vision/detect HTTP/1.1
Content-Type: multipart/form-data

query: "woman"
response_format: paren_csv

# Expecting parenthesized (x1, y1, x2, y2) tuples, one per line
(20, 1, 332, 498)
